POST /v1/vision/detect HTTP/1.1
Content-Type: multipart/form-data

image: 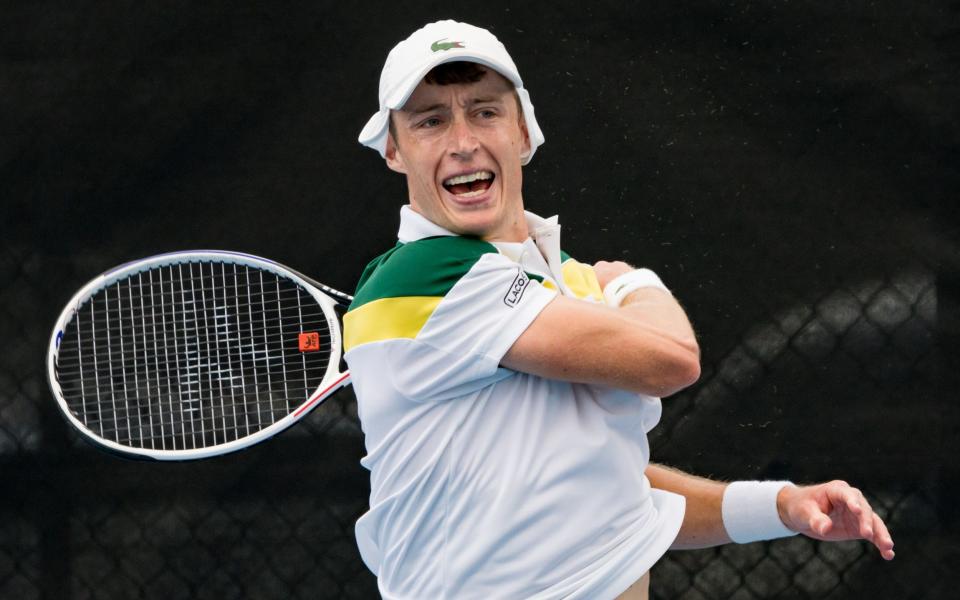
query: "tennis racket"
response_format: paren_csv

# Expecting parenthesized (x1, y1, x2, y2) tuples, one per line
(47, 250, 353, 460)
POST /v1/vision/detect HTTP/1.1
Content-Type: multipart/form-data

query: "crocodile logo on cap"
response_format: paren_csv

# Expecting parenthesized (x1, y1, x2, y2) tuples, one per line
(431, 38, 465, 52)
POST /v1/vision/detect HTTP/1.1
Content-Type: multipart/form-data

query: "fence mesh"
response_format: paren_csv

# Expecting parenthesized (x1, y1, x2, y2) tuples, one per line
(1, 234, 955, 599)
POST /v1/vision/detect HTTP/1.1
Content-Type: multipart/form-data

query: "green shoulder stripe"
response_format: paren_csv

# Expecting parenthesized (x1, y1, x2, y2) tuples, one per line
(344, 235, 499, 352)
(349, 235, 499, 310)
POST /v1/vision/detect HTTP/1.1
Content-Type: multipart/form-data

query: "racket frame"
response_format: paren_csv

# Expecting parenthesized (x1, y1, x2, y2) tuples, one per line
(47, 250, 352, 460)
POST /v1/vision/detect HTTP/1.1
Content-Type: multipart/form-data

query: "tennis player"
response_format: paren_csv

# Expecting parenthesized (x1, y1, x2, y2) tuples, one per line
(346, 20, 895, 599)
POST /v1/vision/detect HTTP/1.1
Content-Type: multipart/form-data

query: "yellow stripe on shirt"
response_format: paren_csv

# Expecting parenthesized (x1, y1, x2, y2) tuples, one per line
(343, 296, 443, 351)
(561, 259, 604, 301)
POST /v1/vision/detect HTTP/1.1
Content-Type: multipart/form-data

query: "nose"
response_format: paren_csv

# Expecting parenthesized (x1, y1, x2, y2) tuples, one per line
(447, 114, 479, 159)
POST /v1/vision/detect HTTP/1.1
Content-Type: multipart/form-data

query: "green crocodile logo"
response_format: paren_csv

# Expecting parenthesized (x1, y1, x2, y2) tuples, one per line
(431, 38, 465, 52)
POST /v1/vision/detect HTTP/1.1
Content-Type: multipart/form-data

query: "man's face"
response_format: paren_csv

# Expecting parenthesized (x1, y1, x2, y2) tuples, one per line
(385, 67, 531, 242)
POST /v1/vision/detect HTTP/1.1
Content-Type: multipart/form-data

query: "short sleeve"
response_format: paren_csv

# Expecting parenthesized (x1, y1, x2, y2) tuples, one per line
(427, 251, 555, 352)
(344, 238, 557, 402)
(392, 254, 556, 401)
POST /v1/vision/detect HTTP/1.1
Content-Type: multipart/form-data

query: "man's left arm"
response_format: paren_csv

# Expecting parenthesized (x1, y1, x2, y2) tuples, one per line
(646, 463, 896, 560)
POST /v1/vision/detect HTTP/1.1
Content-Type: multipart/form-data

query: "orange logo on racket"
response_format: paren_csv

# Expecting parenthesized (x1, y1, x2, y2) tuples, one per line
(298, 332, 321, 352)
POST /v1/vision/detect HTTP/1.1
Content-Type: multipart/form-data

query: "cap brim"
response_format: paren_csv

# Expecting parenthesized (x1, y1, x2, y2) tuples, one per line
(358, 109, 391, 158)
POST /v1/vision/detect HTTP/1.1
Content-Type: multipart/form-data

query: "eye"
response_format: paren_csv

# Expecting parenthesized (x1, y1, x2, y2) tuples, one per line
(419, 116, 442, 129)
(477, 109, 497, 119)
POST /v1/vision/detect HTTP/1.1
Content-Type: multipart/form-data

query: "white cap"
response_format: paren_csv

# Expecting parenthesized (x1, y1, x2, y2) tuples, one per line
(358, 20, 545, 165)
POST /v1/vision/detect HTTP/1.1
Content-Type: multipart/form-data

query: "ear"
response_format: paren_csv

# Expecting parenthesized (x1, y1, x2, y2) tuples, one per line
(385, 129, 407, 175)
(518, 116, 532, 162)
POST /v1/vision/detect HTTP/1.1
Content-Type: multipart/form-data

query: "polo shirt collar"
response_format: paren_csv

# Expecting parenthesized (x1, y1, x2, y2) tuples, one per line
(397, 205, 456, 243)
(396, 205, 572, 296)
(397, 205, 560, 247)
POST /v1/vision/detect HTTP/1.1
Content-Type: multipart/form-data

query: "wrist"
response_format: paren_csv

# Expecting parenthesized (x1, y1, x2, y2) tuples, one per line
(722, 481, 798, 543)
(602, 268, 670, 307)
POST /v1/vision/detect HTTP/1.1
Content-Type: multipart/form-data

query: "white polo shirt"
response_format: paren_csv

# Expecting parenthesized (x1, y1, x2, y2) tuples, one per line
(344, 206, 685, 599)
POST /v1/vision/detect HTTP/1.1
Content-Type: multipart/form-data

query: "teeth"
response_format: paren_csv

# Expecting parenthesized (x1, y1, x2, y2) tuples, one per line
(443, 171, 493, 186)
(455, 188, 487, 198)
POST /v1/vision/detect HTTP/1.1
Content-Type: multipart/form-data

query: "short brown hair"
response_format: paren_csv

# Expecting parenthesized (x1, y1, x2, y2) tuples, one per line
(388, 62, 522, 144)
(423, 61, 490, 85)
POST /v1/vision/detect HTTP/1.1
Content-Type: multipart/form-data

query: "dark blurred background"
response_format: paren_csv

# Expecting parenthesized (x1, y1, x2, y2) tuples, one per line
(2, 1, 958, 598)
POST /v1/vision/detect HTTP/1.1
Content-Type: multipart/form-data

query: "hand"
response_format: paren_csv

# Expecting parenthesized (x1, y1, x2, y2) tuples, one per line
(777, 480, 895, 560)
(592, 260, 635, 290)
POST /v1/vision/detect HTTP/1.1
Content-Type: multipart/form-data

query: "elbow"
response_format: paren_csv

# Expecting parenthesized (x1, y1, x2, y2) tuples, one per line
(676, 351, 702, 392)
(656, 343, 701, 397)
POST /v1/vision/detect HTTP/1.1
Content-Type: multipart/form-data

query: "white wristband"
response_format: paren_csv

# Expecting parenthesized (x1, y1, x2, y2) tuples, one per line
(602, 268, 670, 307)
(721, 481, 798, 543)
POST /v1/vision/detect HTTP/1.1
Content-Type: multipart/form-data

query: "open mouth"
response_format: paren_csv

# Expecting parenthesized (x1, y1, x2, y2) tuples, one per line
(442, 170, 495, 198)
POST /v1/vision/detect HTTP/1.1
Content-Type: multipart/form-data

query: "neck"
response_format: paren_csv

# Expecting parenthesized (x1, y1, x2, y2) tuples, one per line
(406, 200, 531, 243)
(480, 215, 529, 243)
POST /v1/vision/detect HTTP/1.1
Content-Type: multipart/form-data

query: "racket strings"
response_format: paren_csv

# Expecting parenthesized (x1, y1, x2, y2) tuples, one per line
(53, 343, 334, 373)
(85, 396, 319, 444)
(54, 260, 334, 451)
(52, 360, 332, 388)
(77, 292, 325, 322)
(55, 339, 333, 366)
(70, 306, 329, 331)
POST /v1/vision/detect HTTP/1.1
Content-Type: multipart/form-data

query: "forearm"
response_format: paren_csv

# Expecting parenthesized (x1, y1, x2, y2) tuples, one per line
(604, 288, 700, 395)
(503, 264, 701, 396)
(619, 288, 699, 356)
(646, 463, 732, 549)
(648, 466, 896, 558)
(596, 264, 699, 394)
(502, 295, 700, 396)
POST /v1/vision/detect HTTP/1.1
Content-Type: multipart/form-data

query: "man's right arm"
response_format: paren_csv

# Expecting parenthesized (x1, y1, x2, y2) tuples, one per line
(501, 261, 700, 397)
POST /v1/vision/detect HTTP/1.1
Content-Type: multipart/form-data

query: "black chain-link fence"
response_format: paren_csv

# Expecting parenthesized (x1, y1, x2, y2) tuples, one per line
(648, 264, 953, 599)
(4, 1, 959, 597)
(2, 236, 956, 598)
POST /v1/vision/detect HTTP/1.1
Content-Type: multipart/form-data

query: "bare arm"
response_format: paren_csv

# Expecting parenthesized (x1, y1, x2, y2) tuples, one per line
(501, 261, 700, 397)
(647, 464, 896, 559)
(647, 463, 731, 549)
